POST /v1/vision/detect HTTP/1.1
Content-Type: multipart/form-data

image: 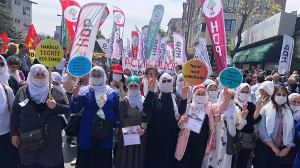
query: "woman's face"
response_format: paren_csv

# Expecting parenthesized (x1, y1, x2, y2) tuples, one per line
(275, 88, 287, 98)
(259, 89, 268, 97)
(195, 89, 207, 96)
(208, 85, 218, 92)
(290, 96, 300, 106)
(33, 72, 46, 79)
(146, 69, 157, 80)
(124, 69, 131, 77)
(8, 65, 19, 73)
(52, 81, 59, 86)
(128, 83, 139, 90)
(240, 86, 250, 94)
(92, 70, 102, 79)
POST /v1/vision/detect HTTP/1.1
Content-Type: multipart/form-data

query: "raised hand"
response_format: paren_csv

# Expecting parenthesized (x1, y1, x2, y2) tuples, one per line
(241, 104, 249, 120)
(181, 82, 190, 100)
(178, 116, 189, 128)
(72, 84, 80, 98)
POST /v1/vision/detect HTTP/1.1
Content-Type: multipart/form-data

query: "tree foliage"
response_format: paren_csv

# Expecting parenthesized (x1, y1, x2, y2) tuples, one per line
(158, 28, 167, 38)
(0, 3, 22, 39)
(224, 0, 282, 57)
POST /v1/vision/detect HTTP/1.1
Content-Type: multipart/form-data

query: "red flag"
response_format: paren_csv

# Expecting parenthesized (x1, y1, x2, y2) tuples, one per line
(131, 31, 139, 59)
(98, 6, 110, 30)
(60, 0, 81, 41)
(26, 24, 41, 50)
(0, 32, 10, 53)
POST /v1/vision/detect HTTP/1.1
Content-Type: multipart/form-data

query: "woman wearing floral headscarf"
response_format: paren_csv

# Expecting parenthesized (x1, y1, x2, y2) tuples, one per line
(115, 76, 150, 168)
(175, 86, 233, 168)
(10, 64, 69, 168)
(72, 66, 120, 168)
(143, 73, 189, 168)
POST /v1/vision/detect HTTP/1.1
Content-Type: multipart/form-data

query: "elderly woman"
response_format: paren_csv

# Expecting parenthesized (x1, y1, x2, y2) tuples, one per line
(143, 73, 189, 168)
(72, 66, 120, 168)
(51, 72, 66, 96)
(10, 64, 69, 168)
(115, 76, 150, 168)
(292, 94, 300, 168)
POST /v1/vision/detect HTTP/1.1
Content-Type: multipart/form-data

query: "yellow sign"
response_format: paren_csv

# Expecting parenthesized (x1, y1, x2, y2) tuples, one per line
(35, 40, 63, 67)
(182, 59, 208, 86)
(93, 53, 106, 58)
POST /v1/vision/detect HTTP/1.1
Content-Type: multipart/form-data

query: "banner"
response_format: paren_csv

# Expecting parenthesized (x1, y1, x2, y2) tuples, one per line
(194, 38, 213, 76)
(112, 6, 125, 59)
(59, 0, 81, 41)
(135, 26, 142, 59)
(126, 38, 132, 58)
(98, 6, 110, 30)
(70, 3, 106, 64)
(173, 32, 185, 65)
(131, 31, 139, 59)
(159, 36, 168, 61)
(26, 24, 41, 50)
(278, 35, 294, 74)
(166, 44, 174, 62)
(96, 38, 109, 55)
(141, 25, 148, 59)
(108, 24, 116, 58)
(0, 32, 10, 53)
(149, 34, 161, 62)
(201, 0, 227, 74)
(62, 15, 68, 48)
(145, 5, 164, 60)
(122, 57, 177, 77)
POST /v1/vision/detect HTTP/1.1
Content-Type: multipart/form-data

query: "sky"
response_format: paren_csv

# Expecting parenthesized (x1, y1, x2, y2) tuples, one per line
(32, 0, 300, 41)
(32, 0, 184, 40)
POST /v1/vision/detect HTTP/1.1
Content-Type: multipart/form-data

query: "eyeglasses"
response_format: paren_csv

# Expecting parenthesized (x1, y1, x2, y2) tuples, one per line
(162, 79, 172, 83)
(129, 84, 139, 89)
(0, 62, 5, 67)
(148, 73, 157, 77)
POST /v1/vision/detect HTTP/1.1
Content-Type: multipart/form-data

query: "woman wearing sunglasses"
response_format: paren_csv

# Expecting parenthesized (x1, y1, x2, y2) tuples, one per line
(115, 76, 150, 168)
(143, 73, 189, 168)
(140, 66, 159, 97)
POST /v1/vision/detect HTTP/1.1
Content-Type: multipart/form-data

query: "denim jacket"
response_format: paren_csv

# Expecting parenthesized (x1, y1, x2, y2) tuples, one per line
(259, 107, 295, 147)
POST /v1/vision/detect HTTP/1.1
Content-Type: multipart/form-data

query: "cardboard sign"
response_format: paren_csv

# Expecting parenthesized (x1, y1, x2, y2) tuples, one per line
(68, 56, 92, 77)
(219, 67, 242, 89)
(182, 59, 208, 86)
(35, 40, 63, 67)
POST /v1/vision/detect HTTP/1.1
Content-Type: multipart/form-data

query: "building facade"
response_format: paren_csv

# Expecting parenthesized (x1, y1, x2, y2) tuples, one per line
(1, 0, 37, 38)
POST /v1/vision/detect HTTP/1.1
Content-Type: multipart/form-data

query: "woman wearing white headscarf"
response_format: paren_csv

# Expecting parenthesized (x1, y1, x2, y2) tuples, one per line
(209, 88, 248, 168)
(115, 76, 150, 168)
(206, 82, 219, 103)
(175, 85, 233, 168)
(143, 73, 189, 168)
(254, 85, 294, 168)
(51, 72, 66, 95)
(255, 81, 274, 105)
(72, 66, 120, 168)
(0, 76, 17, 168)
(230, 83, 262, 168)
(10, 64, 69, 168)
(281, 93, 300, 167)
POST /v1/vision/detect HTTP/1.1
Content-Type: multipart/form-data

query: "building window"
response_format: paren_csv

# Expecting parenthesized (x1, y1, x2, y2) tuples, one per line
(15, 0, 20, 5)
(23, 6, 31, 16)
(225, 19, 236, 32)
(223, 0, 239, 12)
(200, 23, 206, 32)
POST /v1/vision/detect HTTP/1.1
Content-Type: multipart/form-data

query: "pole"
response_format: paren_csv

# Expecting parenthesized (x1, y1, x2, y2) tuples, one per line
(48, 67, 52, 99)
(187, 85, 194, 107)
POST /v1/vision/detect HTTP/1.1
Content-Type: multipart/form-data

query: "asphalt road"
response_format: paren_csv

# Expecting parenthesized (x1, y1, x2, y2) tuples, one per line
(62, 133, 77, 168)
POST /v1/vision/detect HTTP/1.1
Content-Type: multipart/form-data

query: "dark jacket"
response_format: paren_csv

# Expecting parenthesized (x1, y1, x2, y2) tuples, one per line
(16, 53, 31, 72)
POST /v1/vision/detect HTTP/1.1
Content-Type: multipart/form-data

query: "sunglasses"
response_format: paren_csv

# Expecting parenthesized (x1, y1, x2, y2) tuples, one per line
(149, 73, 157, 77)
(129, 84, 139, 89)
(162, 79, 172, 83)
(0, 62, 4, 67)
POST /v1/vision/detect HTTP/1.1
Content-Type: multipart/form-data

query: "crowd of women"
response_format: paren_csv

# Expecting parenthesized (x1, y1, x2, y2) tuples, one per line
(1, 51, 300, 168)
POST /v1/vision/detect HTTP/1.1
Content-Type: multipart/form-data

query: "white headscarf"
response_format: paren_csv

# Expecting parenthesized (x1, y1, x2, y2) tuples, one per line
(256, 81, 274, 97)
(51, 72, 66, 94)
(176, 73, 184, 96)
(27, 64, 49, 104)
(235, 83, 251, 107)
(0, 55, 10, 86)
(0, 84, 8, 116)
(192, 86, 207, 110)
(143, 77, 158, 96)
(289, 93, 300, 121)
(159, 73, 179, 120)
(79, 66, 114, 96)
(206, 82, 219, 103)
